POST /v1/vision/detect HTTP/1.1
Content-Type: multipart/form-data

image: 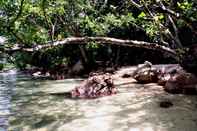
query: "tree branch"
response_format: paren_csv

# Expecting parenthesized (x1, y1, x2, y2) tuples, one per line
(167, 15, 183, 48)
(130, 0, 142, 9)
(42, 0, 54, 44)
(10, 0, 25, 25)
(6, 0, 25, 45)
(156, 2, 179, 17)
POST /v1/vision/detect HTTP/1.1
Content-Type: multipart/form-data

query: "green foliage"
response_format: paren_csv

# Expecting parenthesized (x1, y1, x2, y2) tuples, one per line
(13, 52, 31, 69)
(2, 0, 195, 46)
(0, 0, 197, 69)
(79, 16, 106, 36)
(176, 48, 188, 60)
(138, 12, 146, 19)
(86, 42, 99, 49)
(177, 1, 192, 10)
(177, 1, 197, 22)
(0, 63, 4, 70)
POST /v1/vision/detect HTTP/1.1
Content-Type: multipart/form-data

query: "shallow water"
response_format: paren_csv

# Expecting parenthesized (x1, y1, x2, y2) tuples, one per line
(1, 68, 197, 131)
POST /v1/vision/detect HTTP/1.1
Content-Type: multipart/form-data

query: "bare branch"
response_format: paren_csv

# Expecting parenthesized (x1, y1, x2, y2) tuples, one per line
(42, 0, 54, 43)
(157, 2, 179, 17)
(10, 0, 25, 25)
(158, 2, 182, 48)
(130, 0, 142, 9)
(6, 0, 25, 44)
(167, 15, 182, 48)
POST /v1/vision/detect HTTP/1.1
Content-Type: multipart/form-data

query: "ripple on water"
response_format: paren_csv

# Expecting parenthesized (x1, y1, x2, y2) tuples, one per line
(0, 70, 16, 131)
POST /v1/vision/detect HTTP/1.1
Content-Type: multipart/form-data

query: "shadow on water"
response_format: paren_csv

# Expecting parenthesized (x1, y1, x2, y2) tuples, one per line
(50, 83, 197, 131)
(8, 75, 85, 131)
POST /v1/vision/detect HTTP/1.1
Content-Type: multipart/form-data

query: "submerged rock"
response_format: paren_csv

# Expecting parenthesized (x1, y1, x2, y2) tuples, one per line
(71, 73, 117, 98)
(159, 101, 173, 108)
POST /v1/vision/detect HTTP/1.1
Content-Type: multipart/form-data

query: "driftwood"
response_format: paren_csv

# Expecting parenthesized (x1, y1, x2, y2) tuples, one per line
(5, 37, 178, 60)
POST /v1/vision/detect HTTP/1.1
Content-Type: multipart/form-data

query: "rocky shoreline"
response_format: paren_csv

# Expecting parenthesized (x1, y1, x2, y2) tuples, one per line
(16, 62, 197, 98)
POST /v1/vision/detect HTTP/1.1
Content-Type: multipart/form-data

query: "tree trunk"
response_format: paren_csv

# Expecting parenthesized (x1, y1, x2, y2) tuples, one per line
(5, 37, 178, 60)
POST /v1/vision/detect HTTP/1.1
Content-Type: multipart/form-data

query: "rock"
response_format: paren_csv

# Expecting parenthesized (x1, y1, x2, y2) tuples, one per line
(156, 65, 182, 86)
(133, 61, 158, 83)
(159, 101, 173, 108)
(71, 73, 117, 99)
(157, 74, 171, 86)
(157, 67, 177, 86)
(32, 71, 42, 77)
(71, 60, 84, 74)
(134, 69, 158, 83)
(122, 73, 131, 78)
(164, 71, 197, 94)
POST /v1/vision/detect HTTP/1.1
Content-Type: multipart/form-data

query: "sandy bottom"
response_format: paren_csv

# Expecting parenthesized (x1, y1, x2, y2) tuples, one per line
(7, 66, 197, 131)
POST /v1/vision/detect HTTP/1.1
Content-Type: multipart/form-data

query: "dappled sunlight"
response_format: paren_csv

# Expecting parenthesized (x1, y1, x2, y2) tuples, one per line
(0, 70, 196, 131)
(1, 0, 197, 129)
(41, 79, 84, 93)
(128, 124, 165, 131)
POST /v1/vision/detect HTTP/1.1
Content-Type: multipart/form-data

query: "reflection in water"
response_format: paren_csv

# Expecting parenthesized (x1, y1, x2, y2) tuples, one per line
(0, 70, 16, 131)
(0, 70, 197, 131)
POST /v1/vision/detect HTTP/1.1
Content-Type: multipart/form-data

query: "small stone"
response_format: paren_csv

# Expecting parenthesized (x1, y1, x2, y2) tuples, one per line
(122, 74, 131, 78)
(159, 101, 173, 108)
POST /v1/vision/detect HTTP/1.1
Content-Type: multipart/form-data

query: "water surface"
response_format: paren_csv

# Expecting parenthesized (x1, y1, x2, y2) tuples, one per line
(1, 68, 197, 131)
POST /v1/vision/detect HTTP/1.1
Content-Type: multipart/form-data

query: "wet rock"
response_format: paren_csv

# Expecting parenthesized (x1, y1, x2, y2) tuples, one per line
(157, 74, 171, 86)
(156, 66, 181, 86)
(71, 73, 117, 99)
(134, 69, 158, 83)
(164, 71, 197, 94)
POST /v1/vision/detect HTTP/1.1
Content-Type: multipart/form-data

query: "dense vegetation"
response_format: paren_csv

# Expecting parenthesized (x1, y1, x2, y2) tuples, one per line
(0, 0, 197, 75)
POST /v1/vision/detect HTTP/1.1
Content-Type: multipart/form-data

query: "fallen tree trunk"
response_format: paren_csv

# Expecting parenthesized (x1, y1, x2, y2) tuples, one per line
(5, 37, 178, 59)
